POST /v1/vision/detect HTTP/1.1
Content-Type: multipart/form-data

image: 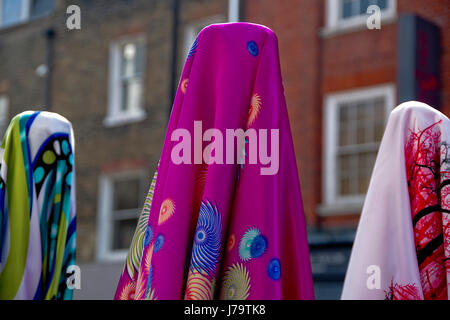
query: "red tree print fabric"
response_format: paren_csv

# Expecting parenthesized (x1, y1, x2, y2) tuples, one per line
(342, 102, 449, 300)
(405, 120, 450, 300)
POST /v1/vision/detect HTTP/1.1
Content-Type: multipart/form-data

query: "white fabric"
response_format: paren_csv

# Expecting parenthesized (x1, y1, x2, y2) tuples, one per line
(342, 101, 449, 300)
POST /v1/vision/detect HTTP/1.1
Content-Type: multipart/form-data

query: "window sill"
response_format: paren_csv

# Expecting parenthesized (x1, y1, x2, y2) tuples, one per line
(317, 200, 364, 217)
(320, 14, 397, 38)
(0, 12, 54, 33)
(103, 111, 146, 127)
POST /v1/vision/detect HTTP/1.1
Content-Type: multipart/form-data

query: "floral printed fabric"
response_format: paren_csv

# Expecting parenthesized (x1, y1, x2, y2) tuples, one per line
(342, 101, 450, 300)
(114, 22, 314, 300)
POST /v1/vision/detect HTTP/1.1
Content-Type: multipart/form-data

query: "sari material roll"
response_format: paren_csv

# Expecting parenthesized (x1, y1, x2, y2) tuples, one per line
(342, 102, 450, 300)
(0, 111, 76, 300)
(115, 22, 314, 300)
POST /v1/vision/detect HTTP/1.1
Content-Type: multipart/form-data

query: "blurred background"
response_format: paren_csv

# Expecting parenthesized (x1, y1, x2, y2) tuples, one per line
(0, 0, 448, 299)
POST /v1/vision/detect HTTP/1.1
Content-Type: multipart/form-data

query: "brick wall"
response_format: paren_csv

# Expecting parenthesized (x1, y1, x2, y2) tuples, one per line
(245, 0, 450, 229)
(245, 0, 324, 225)
(0, 0, 448, 264)
(0, 0, 227, 263)
(397, 0, 450, 115)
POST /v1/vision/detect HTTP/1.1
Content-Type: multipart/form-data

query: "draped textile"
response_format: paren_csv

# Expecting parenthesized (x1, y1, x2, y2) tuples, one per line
(342, 102, 450, 300)
(0, 111, 76, 300)
(115, 22, 314, 300)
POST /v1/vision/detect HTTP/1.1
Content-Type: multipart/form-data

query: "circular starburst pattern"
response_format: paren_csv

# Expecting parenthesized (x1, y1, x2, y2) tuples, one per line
(184, 270, 216, 300)
(227, 234, 236, 252)
(119, 282, 136, 300)
(247, 93, 262, 128)
(220, 263, 251, 300)
(239, 227, 267, 261)
(158, 198, 175, 225)
(190, 200, 222, 277)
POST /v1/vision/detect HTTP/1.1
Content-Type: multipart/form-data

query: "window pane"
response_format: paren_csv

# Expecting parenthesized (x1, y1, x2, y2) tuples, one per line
(121, 43, 136, 78)
(357, 175, 371, 193)
(339, 175, 351, 196)
(339, 104, 352, 146)
(335, 91, 389, 198)
(31, 0, 54, 18)
(1, 0, 23, 27)
(338, 154, 352, 173)
(338, 154, 357, 196)
(135, 43, 145, 74)
(356, 101, 372, 144)
(122, 79, 143, 112)
(373, 97, 386, 141)
(377, 0, 387, 10)
(113, 177, 141, 210)
(0, 96, 9, 138)
(357, 152, 377, 193)
(121, 42, 145, 77)
(342, 0, 354, 18)
(112, 218, 138, 250)
(360, 0, 370, 14)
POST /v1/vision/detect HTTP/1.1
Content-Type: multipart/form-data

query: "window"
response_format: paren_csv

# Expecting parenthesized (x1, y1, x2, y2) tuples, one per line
(105, 36, 146, 127)
(97, 170, 148, 261)
(0, 96, 9, 138)
(30, 0, 54, 18)
(325, 0, 396, 33)
(321, 84, 395, 214)
(0, 0, 54, 28)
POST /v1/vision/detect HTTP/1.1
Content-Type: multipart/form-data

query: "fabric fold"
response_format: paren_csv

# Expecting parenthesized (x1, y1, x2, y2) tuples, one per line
(0, 111, 76, 300)
(115, 22, 314, 300)
(342, 101, 449, 300)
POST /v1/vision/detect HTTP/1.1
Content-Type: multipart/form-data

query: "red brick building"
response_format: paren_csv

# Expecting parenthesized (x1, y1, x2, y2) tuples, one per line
(0, 0, 448, 299)
(245, 0, 449, 298)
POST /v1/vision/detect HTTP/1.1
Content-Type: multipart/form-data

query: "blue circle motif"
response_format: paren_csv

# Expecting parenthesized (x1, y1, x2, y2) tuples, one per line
(250, 234, 268, 258)
(267, 258, 281, 280)
(66, 172, 73, 186)
(144, 225, 153, 247)
(34, 167, 45, 183)
(154, 234, 164, 253)
(247, 40, 259, 56)
(62, 140, 70, 156)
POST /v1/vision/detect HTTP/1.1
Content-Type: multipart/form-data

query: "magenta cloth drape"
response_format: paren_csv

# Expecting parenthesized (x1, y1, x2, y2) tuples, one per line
(114, 22, 314, 300)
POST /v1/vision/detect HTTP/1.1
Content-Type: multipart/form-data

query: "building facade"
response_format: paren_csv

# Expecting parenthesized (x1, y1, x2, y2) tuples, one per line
(0, 0, 448, 299)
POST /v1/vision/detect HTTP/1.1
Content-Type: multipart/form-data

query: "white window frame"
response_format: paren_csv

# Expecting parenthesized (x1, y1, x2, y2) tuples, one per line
(184, 15, 226, 59)
(0, 0, 30, 27)
(0, 95, 9, 138)
(0, 0, 53, 28)
(228, 0, 240, 22)
(320, 84, 395, 216)
(97, 169, 147, 262)
(323, 0, 396, 35)
(104, 35, 147, 127)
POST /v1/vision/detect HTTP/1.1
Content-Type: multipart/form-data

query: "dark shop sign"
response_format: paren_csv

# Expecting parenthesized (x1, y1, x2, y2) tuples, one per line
(309, 243, 352, 282)
(398, 14, 441, 109)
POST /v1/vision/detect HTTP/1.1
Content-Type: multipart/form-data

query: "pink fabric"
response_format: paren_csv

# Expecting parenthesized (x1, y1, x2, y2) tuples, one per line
(114, 22, 314, 300)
